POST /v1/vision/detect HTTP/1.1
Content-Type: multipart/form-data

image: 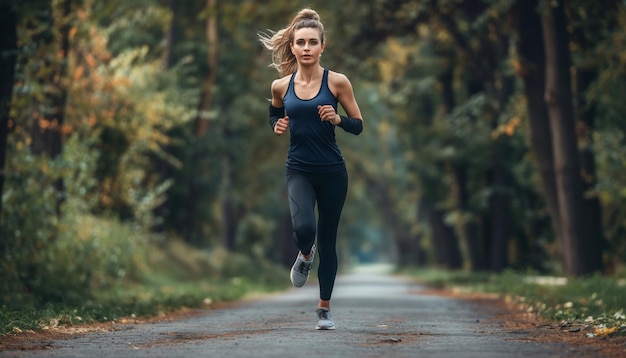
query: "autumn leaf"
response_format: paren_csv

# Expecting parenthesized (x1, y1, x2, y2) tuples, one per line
(594, 325, 618, 336)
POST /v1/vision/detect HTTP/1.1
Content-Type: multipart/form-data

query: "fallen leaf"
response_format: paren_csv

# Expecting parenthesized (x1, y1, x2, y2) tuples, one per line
(594, 326, 618, 336)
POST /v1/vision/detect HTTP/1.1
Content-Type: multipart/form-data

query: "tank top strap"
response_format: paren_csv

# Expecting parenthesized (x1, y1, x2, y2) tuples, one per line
(289, 71, 296, 86)
(322, 68, 329, 89)
(286, 72, 296, 98)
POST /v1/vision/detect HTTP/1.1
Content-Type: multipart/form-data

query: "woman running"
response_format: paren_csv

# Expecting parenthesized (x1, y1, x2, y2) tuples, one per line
(259, 8, 364, 330)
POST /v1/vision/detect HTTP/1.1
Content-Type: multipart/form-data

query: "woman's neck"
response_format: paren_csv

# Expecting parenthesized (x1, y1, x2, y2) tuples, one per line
(296, 65, 323, 83)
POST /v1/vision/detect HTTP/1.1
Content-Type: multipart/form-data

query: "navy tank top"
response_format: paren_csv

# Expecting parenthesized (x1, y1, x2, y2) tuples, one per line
(283, 69, 345, 173)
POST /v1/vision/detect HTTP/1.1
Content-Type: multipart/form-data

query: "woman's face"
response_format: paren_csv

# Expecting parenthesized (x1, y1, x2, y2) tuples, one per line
(291, 27, 324, 65)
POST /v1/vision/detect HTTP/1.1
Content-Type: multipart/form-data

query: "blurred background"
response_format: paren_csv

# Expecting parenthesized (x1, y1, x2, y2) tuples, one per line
(1, 0, 625, 310)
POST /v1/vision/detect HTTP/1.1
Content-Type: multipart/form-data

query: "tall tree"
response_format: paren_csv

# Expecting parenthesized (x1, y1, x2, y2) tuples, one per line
(434, 1, 518, 271)
(0, 1, 19, 217)
(431, 2, 487, 271)
(184, 0, 219, 242)
(488, 18, 516, 272)
(512, 0, 561, 252)
(568, 0, 620, 273)
(541, 0, 600, 275)
(194, 0, 217, 138)
(29, 0, 72, 214)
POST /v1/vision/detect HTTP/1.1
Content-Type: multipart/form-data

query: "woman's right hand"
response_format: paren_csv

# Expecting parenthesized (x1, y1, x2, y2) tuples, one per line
(274, 116, 289, 135)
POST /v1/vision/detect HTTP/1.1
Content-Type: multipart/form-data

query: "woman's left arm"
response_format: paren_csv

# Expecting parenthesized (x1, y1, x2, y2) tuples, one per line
(331, 72, 363, 135)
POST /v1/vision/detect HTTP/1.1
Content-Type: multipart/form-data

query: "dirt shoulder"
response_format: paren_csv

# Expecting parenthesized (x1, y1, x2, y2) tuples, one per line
(419, 288, 626, 358)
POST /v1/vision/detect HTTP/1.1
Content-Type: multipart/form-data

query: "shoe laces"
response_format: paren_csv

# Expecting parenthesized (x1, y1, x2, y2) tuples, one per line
(316, 308, 331, 320)
(296, 260, 312, 274)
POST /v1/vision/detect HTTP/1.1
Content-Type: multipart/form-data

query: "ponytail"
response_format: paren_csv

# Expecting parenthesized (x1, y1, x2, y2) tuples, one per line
(259, 8, 325, 77)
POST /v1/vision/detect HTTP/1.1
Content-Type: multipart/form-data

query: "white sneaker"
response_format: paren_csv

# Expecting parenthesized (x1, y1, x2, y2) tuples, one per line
(315, 307, 335, 330)
(290, 244, 315, 287)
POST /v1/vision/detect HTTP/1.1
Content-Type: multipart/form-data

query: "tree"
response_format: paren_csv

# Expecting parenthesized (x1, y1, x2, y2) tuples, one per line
(568, 0, 620, 273)
(541, 0, 601, 275)
(512, 0, 561, 254)
(0, 1, 18, 217)
(28, 0, 72, 214)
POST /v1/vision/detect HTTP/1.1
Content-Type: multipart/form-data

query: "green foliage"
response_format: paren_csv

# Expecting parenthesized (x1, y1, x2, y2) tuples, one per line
(2, 0, 197, 306)
(0, 145, 60, 304)
(0, 133, 150, 306)
(0, 233, 289, 336)
(3, 0, 626, 332)
(405, 268, 626, 334)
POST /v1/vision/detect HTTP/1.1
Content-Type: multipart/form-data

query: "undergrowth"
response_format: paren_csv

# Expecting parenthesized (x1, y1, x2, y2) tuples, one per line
(0, 237, 289, 336)
(405, 268, 626, 337)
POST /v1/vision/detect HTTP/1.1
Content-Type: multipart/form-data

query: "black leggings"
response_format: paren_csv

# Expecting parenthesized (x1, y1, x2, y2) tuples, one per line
(286, 167, 348, 301)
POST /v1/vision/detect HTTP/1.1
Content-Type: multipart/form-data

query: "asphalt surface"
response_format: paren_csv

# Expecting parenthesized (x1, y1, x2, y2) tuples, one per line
(0, 265, 601, 358)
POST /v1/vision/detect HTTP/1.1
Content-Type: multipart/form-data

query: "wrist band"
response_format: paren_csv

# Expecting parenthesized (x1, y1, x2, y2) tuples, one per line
(338, 115, 363, 135)
(269, 104, 285, 131)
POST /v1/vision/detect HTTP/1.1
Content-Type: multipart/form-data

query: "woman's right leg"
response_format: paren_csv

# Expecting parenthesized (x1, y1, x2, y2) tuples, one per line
(285, 170, 317, 256)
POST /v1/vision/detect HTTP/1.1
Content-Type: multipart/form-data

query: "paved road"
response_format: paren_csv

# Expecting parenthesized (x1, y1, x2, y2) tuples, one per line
(1, 265, 600, 358)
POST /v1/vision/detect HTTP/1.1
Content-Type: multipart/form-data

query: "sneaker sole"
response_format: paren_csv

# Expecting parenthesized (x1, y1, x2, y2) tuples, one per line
(290, 271, 308, 287)
(316, 325, 335, 330)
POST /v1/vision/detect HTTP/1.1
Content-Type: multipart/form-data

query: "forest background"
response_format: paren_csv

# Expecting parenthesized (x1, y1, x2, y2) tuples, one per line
(1, 0, 625, 330)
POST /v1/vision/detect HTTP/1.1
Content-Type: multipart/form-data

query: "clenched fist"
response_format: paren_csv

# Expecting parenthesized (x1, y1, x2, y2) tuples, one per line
(274, 115, 289, 135)
(318, 105, 341, 125)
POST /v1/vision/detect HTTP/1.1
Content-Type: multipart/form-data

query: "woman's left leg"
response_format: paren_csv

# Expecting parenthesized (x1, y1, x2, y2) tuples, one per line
(315, 167, 348, 305)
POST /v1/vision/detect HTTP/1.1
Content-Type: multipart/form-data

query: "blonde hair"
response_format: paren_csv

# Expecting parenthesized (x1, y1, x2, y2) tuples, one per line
(259, 8, 325, 77)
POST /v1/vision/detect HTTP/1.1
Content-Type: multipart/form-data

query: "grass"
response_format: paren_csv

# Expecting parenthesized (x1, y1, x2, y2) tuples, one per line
(403, 268, 626, 336)
(0, 203, 295, 337)
(1, 274, 289, 336)
(0, 235, 291, 336)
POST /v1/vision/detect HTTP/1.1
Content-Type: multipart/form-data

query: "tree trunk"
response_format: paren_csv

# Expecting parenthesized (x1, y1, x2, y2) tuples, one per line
(489, 29, 516, 272)
(489, 122, 513, 272)
(541, 0, 595, 275)
(427, 206, 463, 269)
(454, 91, 484, 271)
(30, 0, 71, 215)
(438, 63, 479, 270)
(452, 166, 485, 270)
(0, 3, 18, 218)
(194, 0, 218, 138)
(419, 165, 463, 270)
(221, 149, 237, 250)
(152, 0, 179, 232)
(513, 0, 561, 252)
(185, 0, 218, 241)
(567, 0, 619, 273)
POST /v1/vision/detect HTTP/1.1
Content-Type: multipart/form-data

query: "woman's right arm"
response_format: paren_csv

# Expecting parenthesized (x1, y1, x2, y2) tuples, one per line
(270, 78, 289, 135)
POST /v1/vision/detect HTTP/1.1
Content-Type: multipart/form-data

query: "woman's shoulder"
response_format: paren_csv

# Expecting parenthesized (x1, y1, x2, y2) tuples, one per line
(271, 75, 291, 98)
(271, 74, 292, 98)
(327, 70, 352, 89)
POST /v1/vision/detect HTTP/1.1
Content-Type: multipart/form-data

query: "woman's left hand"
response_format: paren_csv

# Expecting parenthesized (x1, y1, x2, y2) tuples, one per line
(318, 105, 341, 125)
